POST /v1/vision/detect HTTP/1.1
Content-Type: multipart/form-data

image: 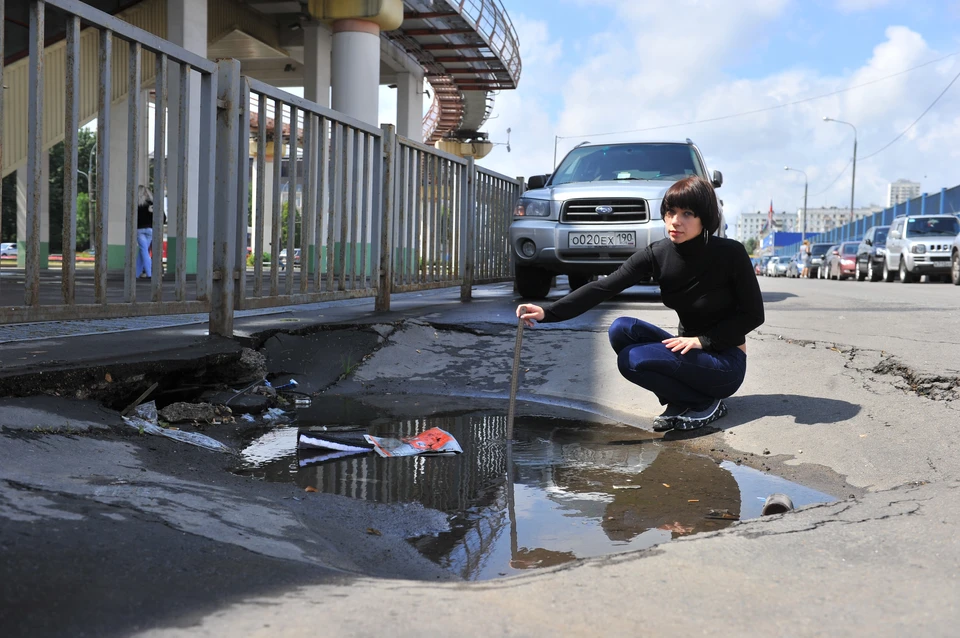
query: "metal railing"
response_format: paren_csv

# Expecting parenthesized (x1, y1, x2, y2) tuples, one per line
(2, 0, 521, 333)
(2, 0, 219, 323)
(772, 185, 960, 257)
(452, 0, 522, 84)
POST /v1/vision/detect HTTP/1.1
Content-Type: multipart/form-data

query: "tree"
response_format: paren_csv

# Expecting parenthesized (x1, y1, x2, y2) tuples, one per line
(743, 237, 758, 256)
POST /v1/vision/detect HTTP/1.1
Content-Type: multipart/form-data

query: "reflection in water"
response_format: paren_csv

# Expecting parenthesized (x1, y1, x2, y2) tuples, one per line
(240, 413, 833, 581)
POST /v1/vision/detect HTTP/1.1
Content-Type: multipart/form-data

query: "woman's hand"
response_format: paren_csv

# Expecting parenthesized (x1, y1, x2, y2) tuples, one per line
(662, 336, 702, 354)
(516, 304, 545, 328)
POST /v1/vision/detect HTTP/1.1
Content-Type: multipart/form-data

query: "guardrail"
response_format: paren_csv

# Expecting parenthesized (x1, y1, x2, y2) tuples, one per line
(1, 0, 219, 323)
(2, 0, 521, 333)
(773, 185, 960, 257)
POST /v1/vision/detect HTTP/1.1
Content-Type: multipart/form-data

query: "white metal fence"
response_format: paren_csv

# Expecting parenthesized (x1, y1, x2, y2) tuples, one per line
(1, 0, 522, 334)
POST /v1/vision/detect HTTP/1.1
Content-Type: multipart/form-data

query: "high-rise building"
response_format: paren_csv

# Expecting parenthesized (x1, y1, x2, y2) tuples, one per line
(887, 179, 921, 207)
(799, 206, 883, 234)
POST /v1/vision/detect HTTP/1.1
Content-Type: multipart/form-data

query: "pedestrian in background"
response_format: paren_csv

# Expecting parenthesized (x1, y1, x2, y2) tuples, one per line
(800, 240, 812, 278)
(517, 176, 764, 431)
(136, 185, 155, 279)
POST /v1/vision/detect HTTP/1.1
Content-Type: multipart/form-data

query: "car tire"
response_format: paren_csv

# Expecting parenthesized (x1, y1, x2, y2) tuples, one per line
(857, 260, 866, 281)
(868, 259, 880, 282)
(516, 265, 553, 299)
(882, 258, 896, 282)
(952, 252, 960, 286)
(899, 258, 916, 283)
(568, 273, 595, 291)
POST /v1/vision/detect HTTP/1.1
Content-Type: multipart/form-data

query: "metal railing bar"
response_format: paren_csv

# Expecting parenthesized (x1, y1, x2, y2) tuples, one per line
(327, 122, 340, 293)
(124, 41, 141, 303)
(318, 116, 332, 293)
(152, 53, 167, 302)
(337, 124, 349, 291)
(42, 0, 216, 73)
(285, 105, 298, 296)
(231, 74, 246, 305)
(253, 92, 266, 298)
(246, 77, 383, 137)
(61, 14, 80, 306)
(476, 165, 517, 183)
(270, 97, 283, 296)
(26, 0, 45, 307)
(360, 132, 373, 289)
(1, 300, 210, 324)
(174, 63, 191, 302)
(301, 113, 315, 295)
(94, 29, 111, 304)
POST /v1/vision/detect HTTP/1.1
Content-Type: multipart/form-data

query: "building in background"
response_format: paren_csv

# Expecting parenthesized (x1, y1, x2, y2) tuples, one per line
(802, 206, 883, 234)
(735, 210, 800, 243)
(887, 179, 921, 207)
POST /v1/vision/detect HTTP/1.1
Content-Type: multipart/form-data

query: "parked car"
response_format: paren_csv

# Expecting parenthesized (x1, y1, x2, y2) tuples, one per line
(824, 241, 858, 280)
(952, 230, 960, 285)
(765, 255, 788, 277)
(807, 242, 834, 278)
(785, 252, 805, 278)
(509, 140, 724, 299)
(757, 255, 771, 276)
(818, 245, 840, 279)
(0, 242, 17, 257)
(882, 214, 960, 283)
(856, 225, 889, 282)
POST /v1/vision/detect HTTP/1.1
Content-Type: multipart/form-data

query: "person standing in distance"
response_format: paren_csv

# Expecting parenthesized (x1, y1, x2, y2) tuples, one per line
(516, 176, 764, 431)
(136, 185, 155, 279)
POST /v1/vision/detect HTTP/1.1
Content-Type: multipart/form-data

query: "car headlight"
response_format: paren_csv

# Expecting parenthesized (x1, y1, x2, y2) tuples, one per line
(911, 244, 926, 254)
(515, 198, 551, 218)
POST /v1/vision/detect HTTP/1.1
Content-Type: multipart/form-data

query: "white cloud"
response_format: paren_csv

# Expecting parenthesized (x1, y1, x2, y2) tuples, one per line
(478, 5, 960, 231)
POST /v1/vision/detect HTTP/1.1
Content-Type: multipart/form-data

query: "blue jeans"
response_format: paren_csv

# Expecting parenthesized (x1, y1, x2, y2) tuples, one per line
(136, 228, 153, 277)
(608, 317, 747, 409)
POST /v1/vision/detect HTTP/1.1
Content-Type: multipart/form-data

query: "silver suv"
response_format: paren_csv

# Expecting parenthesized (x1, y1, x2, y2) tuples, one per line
(882, 214, 960, 283)
(510, 140, 723, 299)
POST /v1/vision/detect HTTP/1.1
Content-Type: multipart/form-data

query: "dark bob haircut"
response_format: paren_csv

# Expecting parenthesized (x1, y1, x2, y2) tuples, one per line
(660, 176, 721, 234)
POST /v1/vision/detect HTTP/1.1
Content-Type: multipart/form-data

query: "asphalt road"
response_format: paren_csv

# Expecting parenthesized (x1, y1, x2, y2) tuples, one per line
(1, 275, 959, 637)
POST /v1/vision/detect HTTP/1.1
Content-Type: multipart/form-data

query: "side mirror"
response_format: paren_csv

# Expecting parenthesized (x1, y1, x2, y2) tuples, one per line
(711, 170, 723, 188)
(864, 238, 872, 246)
(889, 230, 900, 239)
(526, 174, 550, 190)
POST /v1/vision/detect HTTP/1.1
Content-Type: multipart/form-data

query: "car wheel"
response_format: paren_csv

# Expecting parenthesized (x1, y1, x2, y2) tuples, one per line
(868, 259, 880, 282)
(898, 258, 916, 283)
(952, 252, 960, 286)
(568, 273, 595, 291)
(857, 260, 866, 281)
(516, 265, 553, 299)
(882, 258, 896, 282)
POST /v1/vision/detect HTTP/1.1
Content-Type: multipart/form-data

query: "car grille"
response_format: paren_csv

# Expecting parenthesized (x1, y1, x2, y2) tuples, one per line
(561, 198, 649, 223)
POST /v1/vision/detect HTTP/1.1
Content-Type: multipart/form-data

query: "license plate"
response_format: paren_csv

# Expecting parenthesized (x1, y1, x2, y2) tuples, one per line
(568, 231, 636, 248)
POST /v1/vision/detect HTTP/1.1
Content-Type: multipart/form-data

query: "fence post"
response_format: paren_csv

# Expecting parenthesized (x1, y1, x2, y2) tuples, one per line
(210, 59, 241, 337)
(376, 124, 396, 312)
(460, 156, 477, 302)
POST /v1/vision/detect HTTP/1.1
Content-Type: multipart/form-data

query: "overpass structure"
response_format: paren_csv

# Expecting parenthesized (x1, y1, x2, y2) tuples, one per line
(0, 0, 523, 331)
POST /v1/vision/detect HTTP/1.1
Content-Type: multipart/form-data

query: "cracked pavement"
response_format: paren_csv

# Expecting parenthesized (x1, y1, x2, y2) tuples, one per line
(2, 277, 960, 636)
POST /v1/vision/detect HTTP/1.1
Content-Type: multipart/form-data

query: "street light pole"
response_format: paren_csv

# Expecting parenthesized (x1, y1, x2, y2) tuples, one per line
(823, 116, 858, 227)
(553, 135, 559, 170)
(784, 166, 808, 243)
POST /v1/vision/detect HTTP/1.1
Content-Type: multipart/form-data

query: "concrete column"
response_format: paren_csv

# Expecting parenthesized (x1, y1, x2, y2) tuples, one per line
(331, 19, 380, 125)
(166, 0, 207, 274)
(106, 96, 129, 270)
(396, 72, 424, 142)
(303, 23, 332, 108)
(15, 151, 50, 269)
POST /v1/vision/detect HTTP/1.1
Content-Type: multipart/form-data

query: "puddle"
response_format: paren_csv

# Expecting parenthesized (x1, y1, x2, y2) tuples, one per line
(239, 410, 835, 580)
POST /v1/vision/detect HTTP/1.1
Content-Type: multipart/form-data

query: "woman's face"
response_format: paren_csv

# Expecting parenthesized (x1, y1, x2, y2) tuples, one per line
(663, 208, 704, 244)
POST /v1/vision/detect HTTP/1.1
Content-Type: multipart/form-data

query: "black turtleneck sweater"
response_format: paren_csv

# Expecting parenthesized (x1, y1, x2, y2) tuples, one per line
(541, 234, 764, 352)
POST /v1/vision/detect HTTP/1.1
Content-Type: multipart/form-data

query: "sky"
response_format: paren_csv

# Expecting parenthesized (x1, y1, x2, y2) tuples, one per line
(379, 0, 960, 229)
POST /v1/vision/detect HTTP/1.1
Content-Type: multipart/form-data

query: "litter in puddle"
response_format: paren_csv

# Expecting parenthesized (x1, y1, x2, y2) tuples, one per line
(122, 401, 234, 454)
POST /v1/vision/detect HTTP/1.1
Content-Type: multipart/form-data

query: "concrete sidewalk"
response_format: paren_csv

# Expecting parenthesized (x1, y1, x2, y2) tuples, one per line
(2, 278, 959, 636)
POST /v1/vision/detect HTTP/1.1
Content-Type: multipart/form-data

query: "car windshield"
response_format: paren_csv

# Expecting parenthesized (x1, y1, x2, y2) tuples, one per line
(550, 143, 705, 186)
(842, 244, 857, 255)
(811, 243, 832, 257)
(874, 228, 889, 243)
(906, 216, 960, 236)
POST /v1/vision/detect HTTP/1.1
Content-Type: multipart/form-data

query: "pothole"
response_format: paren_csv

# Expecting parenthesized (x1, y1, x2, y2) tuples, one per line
(238, 404, 835, 580)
